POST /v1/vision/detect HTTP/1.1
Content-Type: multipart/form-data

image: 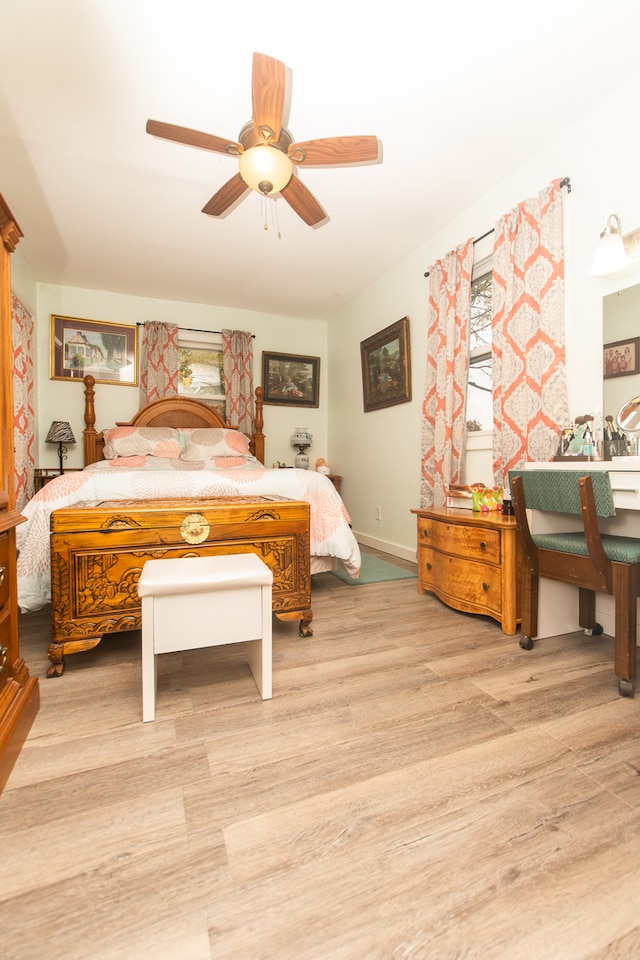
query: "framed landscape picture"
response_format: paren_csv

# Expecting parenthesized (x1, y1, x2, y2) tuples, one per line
(262, 351, 320, 407)
(360, 316, 412, 412)
(51, 315, 138, 385)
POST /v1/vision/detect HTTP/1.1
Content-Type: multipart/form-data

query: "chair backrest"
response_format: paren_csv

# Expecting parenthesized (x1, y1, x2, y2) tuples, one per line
(507, 470, 616, 518)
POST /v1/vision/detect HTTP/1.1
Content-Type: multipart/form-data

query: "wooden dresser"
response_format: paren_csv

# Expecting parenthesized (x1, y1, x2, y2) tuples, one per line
(412, 506, 520, 635)
(0, 193, 39, 792)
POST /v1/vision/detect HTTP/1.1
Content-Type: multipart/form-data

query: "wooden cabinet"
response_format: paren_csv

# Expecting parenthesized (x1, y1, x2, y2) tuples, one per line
(412, 506, 520, 635)
(0, 193, 39, 793)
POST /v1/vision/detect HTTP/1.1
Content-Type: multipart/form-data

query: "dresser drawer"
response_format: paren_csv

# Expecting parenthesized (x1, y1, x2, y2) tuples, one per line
(419, 546, 503, 618)
(417, 516, 501, 564)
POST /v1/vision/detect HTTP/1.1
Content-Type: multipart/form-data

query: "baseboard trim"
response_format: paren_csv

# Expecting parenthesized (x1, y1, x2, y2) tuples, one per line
(352, 531, 417, 565)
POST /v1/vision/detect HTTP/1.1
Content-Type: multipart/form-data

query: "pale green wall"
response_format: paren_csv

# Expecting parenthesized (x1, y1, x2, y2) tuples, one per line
(11, 70, 640, 562)
(327, 69, 640, 558)
(25, 284, 327, 472)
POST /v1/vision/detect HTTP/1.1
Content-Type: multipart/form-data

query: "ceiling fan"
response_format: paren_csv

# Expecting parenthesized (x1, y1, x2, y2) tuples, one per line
(146, 52, 380, 227)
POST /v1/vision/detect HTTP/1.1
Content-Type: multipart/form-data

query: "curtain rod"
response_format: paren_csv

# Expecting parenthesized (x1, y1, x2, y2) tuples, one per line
(423, 176, 572, 278)
(136, 322, 255, 338)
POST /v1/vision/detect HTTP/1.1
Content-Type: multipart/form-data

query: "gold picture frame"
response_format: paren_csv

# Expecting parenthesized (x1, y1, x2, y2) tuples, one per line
(51, 314, 138, 385)
(360, 317, 412, 412)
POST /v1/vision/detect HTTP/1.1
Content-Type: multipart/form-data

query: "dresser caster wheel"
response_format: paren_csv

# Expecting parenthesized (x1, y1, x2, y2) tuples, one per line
(584, 623, 603, 636)
(619, 679, 634, 698)
(519, 636, 534, 650)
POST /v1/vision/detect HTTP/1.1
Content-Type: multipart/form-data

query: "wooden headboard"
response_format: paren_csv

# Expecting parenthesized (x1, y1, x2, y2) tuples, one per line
(82, 375, 265, 465)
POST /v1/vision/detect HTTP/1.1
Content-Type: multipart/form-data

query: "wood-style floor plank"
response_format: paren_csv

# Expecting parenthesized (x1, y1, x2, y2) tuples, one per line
(2, 553, 640, 959)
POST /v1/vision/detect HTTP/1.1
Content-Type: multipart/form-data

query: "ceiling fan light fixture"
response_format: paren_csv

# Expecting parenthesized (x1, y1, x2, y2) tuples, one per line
(239, 144, 293, 196)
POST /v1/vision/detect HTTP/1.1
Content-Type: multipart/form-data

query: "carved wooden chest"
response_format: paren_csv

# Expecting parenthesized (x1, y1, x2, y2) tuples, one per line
(48, 495, 311, 676)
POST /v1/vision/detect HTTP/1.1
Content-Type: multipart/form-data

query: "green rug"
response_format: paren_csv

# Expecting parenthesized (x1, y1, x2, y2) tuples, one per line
(331, 553, 417, 585)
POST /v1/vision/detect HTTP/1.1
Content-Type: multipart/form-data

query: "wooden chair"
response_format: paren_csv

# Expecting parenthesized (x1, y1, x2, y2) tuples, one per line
(509, 469, 640, 696)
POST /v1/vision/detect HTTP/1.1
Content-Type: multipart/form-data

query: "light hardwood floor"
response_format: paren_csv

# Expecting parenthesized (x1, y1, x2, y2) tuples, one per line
(2, 550, 640, 959)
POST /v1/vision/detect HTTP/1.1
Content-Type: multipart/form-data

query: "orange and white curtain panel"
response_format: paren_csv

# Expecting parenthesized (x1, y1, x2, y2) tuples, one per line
(222, 329, 254, 436)
(12, 293, 35, 510)
(491, 178, 569, 486)
(420, 239, 474, 508)
(139, 321, 180, 405)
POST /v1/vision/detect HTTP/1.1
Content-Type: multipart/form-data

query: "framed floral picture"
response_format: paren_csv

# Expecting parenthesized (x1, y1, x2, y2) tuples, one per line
(360, 317, 412, 412)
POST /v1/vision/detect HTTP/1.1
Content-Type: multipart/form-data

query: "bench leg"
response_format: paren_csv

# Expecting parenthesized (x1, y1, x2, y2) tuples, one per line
(246, 584, 272, 700)
(141, 597, 157, 722)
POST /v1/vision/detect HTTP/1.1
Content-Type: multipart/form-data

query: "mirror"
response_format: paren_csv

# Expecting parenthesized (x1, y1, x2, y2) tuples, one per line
(618, 396, 640, 436)
(603, 282, 640, 437)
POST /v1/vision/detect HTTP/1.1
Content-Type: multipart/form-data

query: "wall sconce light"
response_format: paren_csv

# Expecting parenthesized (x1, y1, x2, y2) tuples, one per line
(45, 420, 76, 474)
(590, 214, 640, 277)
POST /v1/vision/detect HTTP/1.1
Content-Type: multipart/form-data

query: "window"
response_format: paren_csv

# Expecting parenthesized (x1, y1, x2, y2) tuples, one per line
(466, 267, 492, 432)
(178, 331, 226, 417)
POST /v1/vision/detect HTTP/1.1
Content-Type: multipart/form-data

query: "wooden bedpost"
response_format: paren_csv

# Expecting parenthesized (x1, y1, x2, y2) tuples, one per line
(83, 375, 98, 465)
(253, 386, 265, 464)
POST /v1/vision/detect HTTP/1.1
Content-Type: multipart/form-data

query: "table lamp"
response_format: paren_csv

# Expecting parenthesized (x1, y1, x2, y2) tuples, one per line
(45, 420, 76, 474)
(291, 428, 312, 469)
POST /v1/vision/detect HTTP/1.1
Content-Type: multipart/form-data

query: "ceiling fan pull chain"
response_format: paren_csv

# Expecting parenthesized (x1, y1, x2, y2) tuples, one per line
(274, 199, 282, 240)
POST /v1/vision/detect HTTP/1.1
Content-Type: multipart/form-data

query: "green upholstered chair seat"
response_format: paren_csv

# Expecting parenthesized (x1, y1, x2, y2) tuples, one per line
(533, 532, 640, 564)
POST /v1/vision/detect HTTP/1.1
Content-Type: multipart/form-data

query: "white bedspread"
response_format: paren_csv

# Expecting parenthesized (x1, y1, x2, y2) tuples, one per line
(17, 465, 361, 613)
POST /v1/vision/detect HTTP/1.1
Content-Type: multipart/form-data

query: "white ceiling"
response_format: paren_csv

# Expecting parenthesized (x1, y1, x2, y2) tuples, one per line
(2, 0, 639, 320)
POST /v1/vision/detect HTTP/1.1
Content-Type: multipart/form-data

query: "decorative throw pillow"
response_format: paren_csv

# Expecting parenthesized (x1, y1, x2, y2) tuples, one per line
(179, 428, 251, 460)
(103, 426, 181, 460)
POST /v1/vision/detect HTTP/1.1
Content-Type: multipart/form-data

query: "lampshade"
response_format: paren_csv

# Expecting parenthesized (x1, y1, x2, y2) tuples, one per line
(239, 144, 293, 196)
(291, 429, 312, 446)
(590, 214, 633, 276)
(45, 420, 76, 444)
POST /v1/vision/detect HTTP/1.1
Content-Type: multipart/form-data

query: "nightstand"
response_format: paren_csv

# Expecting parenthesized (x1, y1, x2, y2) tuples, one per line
(328, 474, 342, 494)
(34, 468, 82, 491)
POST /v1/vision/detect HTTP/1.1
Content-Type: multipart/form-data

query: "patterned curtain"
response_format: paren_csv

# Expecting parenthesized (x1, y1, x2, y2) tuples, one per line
(139, 321, 179, 405)
(420, 239, 474, 508)
(11, 293, 35, 510)
(492, 179, 569, 486)
(222, 329, 254, 435)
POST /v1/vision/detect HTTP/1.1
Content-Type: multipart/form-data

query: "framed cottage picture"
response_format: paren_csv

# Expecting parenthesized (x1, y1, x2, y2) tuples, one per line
(360, 316, 412, 412)
(51, 315, 138, 385)
(262, 351, 320, 407)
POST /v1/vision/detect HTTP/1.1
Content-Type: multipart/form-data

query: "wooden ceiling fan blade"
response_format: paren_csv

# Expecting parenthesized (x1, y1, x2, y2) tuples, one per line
(289, 136, 379, 166)
(251, 53, 285, 143)
(202, 174, 250, 217)
(280, 176, 327, 227)
(146, 120, 242, 157)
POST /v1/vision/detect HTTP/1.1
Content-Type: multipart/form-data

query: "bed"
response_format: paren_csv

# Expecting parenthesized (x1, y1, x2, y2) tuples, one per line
(17, 375, 361, 676)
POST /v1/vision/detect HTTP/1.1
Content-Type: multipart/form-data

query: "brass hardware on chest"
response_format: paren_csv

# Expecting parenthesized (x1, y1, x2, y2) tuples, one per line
(0, 645, 7, 673)
(180, 514, 210, 544)
(482, 582, 489, 591)
(0, 565, 5, 588)
(480, 541, 486, 550)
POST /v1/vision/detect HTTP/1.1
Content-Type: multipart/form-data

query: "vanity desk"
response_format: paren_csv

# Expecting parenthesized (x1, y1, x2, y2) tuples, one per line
(521, 459, 640, 639)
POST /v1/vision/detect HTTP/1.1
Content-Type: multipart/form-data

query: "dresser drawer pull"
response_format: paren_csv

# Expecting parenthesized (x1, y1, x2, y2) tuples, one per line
(611, 487, 639, 494)
(426, 562, 432, 570)
(482, 582, 489, 591)
(422, 529, 430, 538)
(0, 645, 7, 672)
(0, 565, 5, 588)
(479, 541, 487, 551)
